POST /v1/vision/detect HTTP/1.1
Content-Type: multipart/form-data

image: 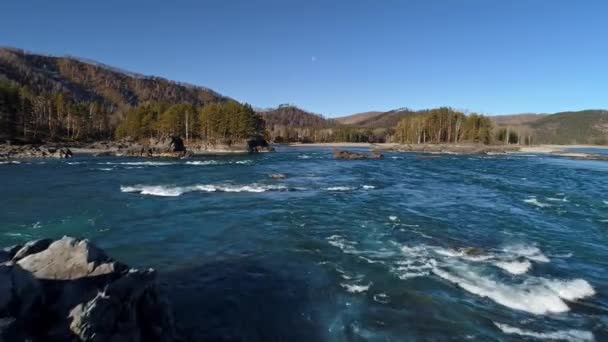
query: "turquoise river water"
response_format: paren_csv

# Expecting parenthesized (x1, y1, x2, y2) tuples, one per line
(1, 147, 607, 341)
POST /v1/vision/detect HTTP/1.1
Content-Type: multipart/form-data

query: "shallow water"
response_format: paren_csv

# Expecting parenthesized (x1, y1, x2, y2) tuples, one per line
(1, 147, 607, 341)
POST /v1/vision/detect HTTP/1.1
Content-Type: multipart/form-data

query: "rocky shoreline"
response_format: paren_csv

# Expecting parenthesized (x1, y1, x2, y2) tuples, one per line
(0, 145, 73, 160)
(0, 136, 275, 161)
(372, 143, 522, 155)
(0, 236, 176, 341)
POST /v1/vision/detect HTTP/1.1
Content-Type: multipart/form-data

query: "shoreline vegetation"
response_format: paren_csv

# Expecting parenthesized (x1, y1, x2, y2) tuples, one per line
(1, 48, 608, 162)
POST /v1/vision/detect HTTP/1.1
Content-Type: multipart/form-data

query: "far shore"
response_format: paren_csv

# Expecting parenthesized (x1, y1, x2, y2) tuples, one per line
(288, 142, 608, 152)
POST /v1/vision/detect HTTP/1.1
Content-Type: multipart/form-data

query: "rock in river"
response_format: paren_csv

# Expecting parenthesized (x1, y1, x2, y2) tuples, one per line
(0, 236, 176, 341)
(333, 149, 383, 160)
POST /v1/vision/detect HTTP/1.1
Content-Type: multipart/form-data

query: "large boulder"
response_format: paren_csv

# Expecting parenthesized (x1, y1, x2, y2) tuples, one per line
(0, 237, 176, 341)
(121, 136, 192, 158)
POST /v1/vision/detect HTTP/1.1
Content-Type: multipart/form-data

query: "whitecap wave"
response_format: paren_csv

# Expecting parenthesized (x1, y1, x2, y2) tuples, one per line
(326, 186, 355, 191)
(121, 183, 287, 196)
(493, 260, 532, 275)
(525, 197, 551, 208)
(120, 185, 186, 197)
(373, 293, 390, 303)
(341, 282, 371, 293)
(502, 244, 550, 263)
(0, 160, 21, 164)
(433, 264, 595, 315)
(547, 197, 569, 202)
(326, 185, 375, 191)
(103, 161, 176, 166)
(494, 322, 594, 341)
(185, 160, 220, 165)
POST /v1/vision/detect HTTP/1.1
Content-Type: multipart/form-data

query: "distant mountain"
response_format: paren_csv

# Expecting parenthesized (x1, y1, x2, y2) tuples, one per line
(335, 111, 383, 125)
(0, 47, 226, 109)
(259, 104, 334, 128)
(344, 108, 417, 128)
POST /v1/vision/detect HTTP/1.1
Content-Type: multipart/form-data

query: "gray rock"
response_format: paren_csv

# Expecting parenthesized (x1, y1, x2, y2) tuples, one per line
(12, 238, 53, 261)
(1, 236, 176, 341)
(333, 149, 383, 160)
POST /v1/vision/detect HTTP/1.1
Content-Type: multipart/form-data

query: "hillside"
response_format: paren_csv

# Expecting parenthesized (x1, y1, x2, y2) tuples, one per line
(351, 108, 417, 128)
(0, 47, 226, 108)
(259, 104, 333, 128)
(0, 47, 229, 142)
(529, 110, 608, 145)
(490, 114, 546, 126)
(335, 111, 383, 125)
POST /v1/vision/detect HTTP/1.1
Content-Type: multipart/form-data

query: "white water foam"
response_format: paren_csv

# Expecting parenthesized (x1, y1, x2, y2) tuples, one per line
(103, 161, 176, 166)
(389, 216, 398, 221)
(525, 197, 551, 208)
(341, 282, 371, 293)
(120, 185, 185, 197)
(494, 260, 532, 275)
(547, 197, 569, 202)
(494, 322, 594, 341)
(433, 264, 595, 315)
(185, 160, 220, 165)
(362, 185, 376, 190)
(121, 183, 287, 196)
(0, 161, 21, 164)
(326, 186, 355, 191)
(502, 244, 550, 263)
(373, 293, 390, 303)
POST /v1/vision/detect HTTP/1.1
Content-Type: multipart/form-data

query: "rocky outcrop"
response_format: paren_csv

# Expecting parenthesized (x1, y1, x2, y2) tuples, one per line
(333, 149, 383, 160)
(189, 137, 275, 154)
(0, 145, 73, 160)
(0, 237, 176, 341)
(85, 137, 193, 158)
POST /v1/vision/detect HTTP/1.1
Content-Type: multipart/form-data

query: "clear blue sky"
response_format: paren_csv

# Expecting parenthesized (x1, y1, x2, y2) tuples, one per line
(2, 0, 607, 117)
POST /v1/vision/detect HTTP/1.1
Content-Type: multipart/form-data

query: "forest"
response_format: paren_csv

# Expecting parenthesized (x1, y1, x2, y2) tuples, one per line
(115, 101, 264, 141)
(393, 108, 494, 144)
(3, 48, 601, 146)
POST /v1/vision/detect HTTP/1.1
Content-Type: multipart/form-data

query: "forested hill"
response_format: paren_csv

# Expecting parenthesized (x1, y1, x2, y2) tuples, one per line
(0, 47, 230, 142)
(488, 110, 608, 145)
(0, 48, 226, 108)
(335, 108, 417, 128)
(259, 105, 334, 127)
(529, 110, 608, 145)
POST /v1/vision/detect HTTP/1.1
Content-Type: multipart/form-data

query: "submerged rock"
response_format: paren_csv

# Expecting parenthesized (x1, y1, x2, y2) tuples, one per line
(269, 173, 288, 179)
(333, 149, 384, 160)
(0, 236, 176, 341)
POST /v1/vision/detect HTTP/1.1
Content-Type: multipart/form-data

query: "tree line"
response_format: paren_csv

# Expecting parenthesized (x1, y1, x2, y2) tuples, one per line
(0, 80, 113, 142)
(0, 80, 265, 143)
(115, 101, 264, 141)
(393, 108, 494, 144)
